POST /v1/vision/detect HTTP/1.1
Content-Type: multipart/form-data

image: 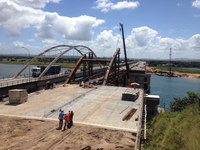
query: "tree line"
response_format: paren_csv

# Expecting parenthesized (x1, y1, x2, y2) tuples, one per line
(147, 60, 200, 68)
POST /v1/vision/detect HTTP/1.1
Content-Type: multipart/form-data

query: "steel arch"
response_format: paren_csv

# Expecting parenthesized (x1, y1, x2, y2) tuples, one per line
(13, 45, 97, 78)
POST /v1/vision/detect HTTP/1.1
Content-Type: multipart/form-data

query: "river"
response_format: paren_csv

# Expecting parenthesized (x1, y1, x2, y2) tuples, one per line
(151, 74, 200, 108)
(0, 64, 31, 78)
(0, 63, 200, 108)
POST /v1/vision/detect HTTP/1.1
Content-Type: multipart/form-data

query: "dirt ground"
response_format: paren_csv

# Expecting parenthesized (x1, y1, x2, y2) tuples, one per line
(0, 116, 135, 150)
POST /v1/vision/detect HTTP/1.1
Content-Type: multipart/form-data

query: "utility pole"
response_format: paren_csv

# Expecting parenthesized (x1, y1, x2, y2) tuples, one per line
(119, 23, 129, 78)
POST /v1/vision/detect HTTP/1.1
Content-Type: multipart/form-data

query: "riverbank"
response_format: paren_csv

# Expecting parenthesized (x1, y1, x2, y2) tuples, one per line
(0, 60, 75, 68)
(146, 66, 200, 78)
(144, 92, 200, 150)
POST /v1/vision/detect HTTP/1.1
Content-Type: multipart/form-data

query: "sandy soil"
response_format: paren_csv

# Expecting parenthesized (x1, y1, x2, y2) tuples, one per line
(146, 66, 200, 78)
(0, 116, 135, 150)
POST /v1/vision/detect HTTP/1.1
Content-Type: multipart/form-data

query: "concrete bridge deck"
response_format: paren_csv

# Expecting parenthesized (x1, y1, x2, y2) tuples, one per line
(0, 84, 144, 133)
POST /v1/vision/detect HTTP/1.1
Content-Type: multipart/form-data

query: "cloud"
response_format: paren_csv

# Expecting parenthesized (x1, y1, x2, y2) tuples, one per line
(42, 39, 61, 46)
(92, 26, 200, 59)
(188, 34, 200, 49)
(96, 30, 120, 48)
(1, 27, 200, 59)
(111, 1, 140, 10)
(12, 41, 47, 55)
(36, 14, 105, 41)
(192, 0, 200, 8)
(94, 0, 139, 12)
(13, 41, 25, 48)
(0, 0, 43, 36)
(0, 0, 105, 40)
(158, 38, 187, 52)
(127, 26, 158, 47)
(9, 0, 61, 9)
(89, 30, 121, 56)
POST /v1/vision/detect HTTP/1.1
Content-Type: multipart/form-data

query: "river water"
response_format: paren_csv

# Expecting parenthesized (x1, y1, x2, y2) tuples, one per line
(151, 74, 200, 108)
(0, 64, 31, 78)
(0, 63, 200, 108)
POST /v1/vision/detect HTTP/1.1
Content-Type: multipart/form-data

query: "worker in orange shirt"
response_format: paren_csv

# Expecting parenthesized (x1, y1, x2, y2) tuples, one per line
(62, 112, 70, 131)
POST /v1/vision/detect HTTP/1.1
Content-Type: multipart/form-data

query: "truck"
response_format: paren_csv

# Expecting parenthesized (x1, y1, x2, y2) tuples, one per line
(31, 65, 61, 77)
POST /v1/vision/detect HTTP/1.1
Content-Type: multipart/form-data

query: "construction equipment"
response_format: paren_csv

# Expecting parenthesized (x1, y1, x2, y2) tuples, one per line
(32, 65, 61, 77)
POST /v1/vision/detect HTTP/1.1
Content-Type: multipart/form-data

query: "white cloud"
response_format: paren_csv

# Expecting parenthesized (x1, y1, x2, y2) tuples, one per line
(91, 26, 200, 59)
(13, 41, 26, 48)
(12, 41, 44, 54)
(188, 34, 200, 49)
(10, 0, 61, 9)
(1, 27, 200, 59)
(94, 0, 113, 12)
(129, 26, 158, 47)
(36, 14, 105, 41)
(192, 0, 200, 8)
(0, 0, 43, 36)
(96, 30, 120, 48)
(158, 38, 187, 52)
(94, 0, 139, 12)
(111, 1, 140, 10)
(28, 38, 36, 42)
(42, 39, 60, 46)
(0, 0, 105, 40)
(91, 30, 121, 56)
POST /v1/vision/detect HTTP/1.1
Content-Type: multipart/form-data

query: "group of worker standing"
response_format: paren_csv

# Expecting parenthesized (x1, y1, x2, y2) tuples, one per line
(57, 109, 74, 131)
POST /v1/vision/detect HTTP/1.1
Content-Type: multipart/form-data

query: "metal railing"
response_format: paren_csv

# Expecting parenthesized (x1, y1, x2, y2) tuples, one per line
(135, 89, 144, 150)
(0, 73, 67, 88)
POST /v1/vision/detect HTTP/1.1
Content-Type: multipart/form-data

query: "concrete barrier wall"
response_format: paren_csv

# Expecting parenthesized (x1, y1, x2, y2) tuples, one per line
(0, 75, 68, 100)
(9, 89, 28, 104)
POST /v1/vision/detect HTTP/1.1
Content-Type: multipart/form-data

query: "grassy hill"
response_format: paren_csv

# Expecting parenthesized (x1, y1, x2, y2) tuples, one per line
(145, 93, 200, 150)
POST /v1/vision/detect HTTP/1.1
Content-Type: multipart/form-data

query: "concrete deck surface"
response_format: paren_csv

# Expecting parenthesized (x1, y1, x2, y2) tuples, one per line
(0, 84, 143, 133)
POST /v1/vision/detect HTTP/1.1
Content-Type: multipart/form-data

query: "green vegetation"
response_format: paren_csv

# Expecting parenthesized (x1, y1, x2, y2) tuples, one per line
(147, 60, 200, 75)
(0, 56, 78, 68)
(0, 56, 102, 68)
(145, 92, 200, 150)
(170, 92, 200, 112)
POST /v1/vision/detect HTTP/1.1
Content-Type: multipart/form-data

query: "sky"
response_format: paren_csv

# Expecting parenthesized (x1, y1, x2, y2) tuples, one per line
(0, 0, 200, 59)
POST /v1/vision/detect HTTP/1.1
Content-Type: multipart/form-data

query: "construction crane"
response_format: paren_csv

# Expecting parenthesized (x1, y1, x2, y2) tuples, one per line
(119, 23, 129, 79)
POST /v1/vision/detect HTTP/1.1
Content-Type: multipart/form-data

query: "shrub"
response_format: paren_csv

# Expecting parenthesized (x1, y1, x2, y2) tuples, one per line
(170, 92, 200, 112)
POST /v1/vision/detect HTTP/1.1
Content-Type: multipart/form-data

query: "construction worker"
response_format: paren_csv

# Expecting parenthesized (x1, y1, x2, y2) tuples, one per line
(69, 110, 74, 127)
(63, 112, 70, 131)
(57, 109, 64, 130)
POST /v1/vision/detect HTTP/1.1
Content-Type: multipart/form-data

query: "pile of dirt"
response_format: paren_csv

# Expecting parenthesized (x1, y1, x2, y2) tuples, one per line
(0, 116, 135, 150)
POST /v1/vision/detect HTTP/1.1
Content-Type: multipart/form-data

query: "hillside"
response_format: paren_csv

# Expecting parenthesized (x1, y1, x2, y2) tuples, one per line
(145, 103, 200, 150)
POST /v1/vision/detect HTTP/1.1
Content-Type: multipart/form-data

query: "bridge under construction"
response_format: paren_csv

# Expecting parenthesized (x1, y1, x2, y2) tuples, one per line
(0, 45, 159, 150)
(0, 45, 150, 97)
